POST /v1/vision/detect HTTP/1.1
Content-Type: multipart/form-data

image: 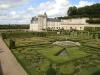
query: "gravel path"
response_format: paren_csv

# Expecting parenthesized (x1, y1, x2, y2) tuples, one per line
(0, 37, 28, 75)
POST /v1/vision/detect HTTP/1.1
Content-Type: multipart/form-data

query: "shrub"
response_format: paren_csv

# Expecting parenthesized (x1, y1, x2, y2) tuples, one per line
(92, 70, 100, 75)
(1, 33, 7, 39)
(9, 39, 16, 49)
(46, 64, 57, 75)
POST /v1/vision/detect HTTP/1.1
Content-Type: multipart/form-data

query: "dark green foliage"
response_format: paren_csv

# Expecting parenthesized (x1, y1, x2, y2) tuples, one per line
(92, 70, 100, 75)
(9, 39, 16, 49)
(67, 3, 100, 18)
(0, 24, 29, 29)
(1, 33, 7, 39)
(4, 32, 34, 38)
(68, 6, 77, 16)
(33, 32, 46, 37)
(56, 3, 100, 20)
(46, 64, 56, 75)
(86, 19, 100, 24)
(33, 31, 58, 37)
(1, 32, 58, 39)
(84, 27, 100, 32)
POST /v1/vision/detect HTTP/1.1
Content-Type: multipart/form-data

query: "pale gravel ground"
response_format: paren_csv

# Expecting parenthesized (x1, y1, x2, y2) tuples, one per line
(0, 36, 28, 75)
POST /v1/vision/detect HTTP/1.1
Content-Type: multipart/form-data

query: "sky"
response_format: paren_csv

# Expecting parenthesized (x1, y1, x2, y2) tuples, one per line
(0, 0, 99, 24)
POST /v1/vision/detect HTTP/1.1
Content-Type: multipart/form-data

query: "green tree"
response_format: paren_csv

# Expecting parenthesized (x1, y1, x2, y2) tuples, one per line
(67, 3, 100, 18)
(68, 6, 77, 16)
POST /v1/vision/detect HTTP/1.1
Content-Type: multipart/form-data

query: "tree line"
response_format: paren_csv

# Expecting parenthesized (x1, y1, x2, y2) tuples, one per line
(67, 3, 100, 18)
(57, 3, 100, 19)
(0, 24, 29, 29)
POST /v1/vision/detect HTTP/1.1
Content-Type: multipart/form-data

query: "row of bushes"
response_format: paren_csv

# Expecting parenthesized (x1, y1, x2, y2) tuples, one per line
(86, 19, 100, 24)
(2, 33, 16, 49)
(84, 27, 100, 32)
(2, 31, 100, 40)
(1, 32, 34, 38)
(1, 31, 60, 39)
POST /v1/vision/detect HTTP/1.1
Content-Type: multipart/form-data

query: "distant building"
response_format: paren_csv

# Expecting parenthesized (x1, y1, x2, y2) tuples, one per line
(30, 13, 100, 31)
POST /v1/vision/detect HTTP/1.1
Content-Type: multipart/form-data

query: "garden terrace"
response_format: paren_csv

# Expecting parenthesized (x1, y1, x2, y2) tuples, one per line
(2, 32, 100, 75)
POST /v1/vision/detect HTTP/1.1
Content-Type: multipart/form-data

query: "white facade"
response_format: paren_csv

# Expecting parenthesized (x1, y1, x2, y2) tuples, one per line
(30, 13, 99, 31)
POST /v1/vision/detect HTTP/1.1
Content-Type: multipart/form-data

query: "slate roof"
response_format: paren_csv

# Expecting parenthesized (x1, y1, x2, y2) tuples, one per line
(47, 18, 61, 22)
(31, 17, 38, 23)
(31, 17, 61, 23)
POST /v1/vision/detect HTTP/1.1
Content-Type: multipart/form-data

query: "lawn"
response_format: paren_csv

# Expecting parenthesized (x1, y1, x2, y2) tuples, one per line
(37, 46, 89, 64)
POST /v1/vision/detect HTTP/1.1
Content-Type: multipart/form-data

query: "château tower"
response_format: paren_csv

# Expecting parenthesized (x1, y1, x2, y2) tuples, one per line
(38, 12, 47, 31)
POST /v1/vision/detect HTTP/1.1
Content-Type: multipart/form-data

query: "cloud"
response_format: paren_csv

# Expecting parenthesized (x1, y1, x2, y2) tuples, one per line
(0, 0, 32, 24)
(3, 0, 70, 24)
(76, 0, 94, 7)
(10, 11, 16, 15)
(0, 4, 10, 9)
(0, 0, 96, 24)
(0, 0, 29, 10)
(28, 0, 70, 17)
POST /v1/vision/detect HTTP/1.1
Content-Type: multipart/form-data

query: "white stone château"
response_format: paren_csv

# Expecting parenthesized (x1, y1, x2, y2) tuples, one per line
(30, 13, 99, 31)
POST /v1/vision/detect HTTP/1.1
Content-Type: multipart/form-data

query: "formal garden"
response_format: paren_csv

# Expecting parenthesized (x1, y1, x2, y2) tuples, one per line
(1, 31, 100, 75)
